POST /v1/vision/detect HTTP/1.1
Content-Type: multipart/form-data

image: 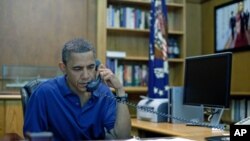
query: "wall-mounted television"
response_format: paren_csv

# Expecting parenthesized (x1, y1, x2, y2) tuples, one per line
(214, 0, 250, 53)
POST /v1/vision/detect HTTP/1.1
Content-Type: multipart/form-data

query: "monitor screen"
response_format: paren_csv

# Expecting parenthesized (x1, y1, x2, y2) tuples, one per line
(183, 52, 232, 108)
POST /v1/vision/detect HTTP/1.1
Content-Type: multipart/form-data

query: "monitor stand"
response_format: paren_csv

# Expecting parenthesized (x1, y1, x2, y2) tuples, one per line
(208, 107, 224, 126)
(186, 107, 225, 129)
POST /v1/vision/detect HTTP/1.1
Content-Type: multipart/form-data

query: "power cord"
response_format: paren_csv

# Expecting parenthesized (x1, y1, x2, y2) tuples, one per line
(205, 108, 220, 122)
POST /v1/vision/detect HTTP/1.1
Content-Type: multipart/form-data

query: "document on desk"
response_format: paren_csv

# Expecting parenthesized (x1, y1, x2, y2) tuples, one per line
(128, 137, 195, 141)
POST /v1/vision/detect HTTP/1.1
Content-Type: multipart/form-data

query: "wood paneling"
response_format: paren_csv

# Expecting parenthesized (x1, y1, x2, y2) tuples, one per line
(97, 0, 107, 63)
(0, 101, 5, 137)
(0, 0, 97, 72)
(186, 3, 202, 57)
(231, 52, 250, 93)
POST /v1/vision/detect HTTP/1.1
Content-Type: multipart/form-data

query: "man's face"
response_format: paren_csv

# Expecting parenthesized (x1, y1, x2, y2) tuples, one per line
(64, 51, 96, 94)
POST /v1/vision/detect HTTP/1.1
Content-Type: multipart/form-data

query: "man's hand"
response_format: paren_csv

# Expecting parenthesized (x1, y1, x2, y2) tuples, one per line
(98, 64, 123, 91)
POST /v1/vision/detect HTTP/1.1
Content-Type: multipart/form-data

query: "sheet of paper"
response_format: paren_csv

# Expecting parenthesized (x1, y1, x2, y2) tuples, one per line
(127, 137, 195, 141)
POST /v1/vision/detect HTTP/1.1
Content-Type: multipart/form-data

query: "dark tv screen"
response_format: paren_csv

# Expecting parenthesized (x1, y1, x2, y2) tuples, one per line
(183, 52, 232, 108)
(214, 0, 250, 52)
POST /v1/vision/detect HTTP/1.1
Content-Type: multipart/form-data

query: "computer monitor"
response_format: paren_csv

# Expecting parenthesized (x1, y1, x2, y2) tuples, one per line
(183, 52, 232, 126)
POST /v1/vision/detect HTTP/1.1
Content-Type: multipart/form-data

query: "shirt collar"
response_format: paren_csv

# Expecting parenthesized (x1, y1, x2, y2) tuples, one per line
(57, 75, 72, 96)
(57, 75, 102, 98)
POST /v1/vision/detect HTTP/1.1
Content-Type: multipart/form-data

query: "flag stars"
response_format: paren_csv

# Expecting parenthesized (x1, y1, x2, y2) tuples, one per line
(165, 86, 170, 91)
(150, 55, 154, 61)
(158, 90, 164, 96)
(154, 87, 165, 96)
(149, 44, 153, 49)
(164, 62, 169, 73)
(154, 87, 158, 94)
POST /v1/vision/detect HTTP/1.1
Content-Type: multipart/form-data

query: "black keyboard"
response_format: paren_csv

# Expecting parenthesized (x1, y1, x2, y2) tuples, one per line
(205, 135, 230, 141)
(186, 123, 206, 127)
(186, 122, 212, 127)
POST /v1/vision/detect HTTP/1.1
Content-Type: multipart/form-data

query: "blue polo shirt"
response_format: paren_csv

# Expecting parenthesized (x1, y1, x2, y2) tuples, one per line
(23, 75, 117, 141)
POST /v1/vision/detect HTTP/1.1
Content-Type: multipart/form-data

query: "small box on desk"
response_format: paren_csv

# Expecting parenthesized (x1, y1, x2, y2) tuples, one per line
(137, 98, 168, 122)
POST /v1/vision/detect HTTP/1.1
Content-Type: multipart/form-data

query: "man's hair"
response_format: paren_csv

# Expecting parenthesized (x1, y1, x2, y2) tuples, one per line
(62, 38, 96, 64)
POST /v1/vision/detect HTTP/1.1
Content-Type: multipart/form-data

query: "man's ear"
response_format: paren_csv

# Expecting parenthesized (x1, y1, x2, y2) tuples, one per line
(59, 62, 66, 74)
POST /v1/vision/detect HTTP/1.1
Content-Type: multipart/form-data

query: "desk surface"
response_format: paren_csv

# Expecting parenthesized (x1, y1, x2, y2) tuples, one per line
(131, 118, 229, 140)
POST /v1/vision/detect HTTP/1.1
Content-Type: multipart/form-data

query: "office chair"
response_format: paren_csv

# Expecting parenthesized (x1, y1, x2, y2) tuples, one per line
(20, 79, 43, 116)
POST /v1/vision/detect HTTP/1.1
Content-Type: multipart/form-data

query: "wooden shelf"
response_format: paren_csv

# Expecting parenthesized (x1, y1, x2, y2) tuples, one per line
(231, 91, 250, 96)
(168, 58, 184, 63)
(108, 0, 184, 8)
(168, 3, 184, 8)
(168, 30, 185, 35)
(111, 86, 147, 93)
(108, 0, 152, 7)
(107, 27, 149, 36)
(122, 56, 184, 63)
(124, 86, 147, 92)
(124, 56, 149, 61)
(107, 27, 184, 35)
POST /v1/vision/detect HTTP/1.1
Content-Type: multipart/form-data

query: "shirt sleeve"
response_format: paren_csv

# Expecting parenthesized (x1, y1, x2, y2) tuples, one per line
(23, 87, 48, 135)
(103, 91, 117, 132)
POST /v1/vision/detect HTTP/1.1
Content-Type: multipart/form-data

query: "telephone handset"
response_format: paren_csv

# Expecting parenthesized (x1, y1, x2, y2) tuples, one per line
(86, 60, 101, 92)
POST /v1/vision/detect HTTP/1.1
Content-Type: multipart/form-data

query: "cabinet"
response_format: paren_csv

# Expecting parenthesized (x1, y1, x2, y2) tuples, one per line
(97, 0, 186, 116)
(0, 95, 23, 138)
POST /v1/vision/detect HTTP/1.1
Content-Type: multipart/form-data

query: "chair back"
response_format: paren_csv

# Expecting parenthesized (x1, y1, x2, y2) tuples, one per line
(20, 79, 43, 116)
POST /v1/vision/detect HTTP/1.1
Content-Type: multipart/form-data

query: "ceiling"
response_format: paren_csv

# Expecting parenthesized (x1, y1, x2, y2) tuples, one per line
(187, 0, 211, 4)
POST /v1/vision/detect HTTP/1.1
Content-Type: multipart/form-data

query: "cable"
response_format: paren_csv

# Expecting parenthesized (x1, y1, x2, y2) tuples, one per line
(102, 94, 225, 130)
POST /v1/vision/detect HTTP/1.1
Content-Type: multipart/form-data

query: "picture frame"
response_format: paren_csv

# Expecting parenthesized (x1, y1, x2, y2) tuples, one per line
(214, 0, 250, 53)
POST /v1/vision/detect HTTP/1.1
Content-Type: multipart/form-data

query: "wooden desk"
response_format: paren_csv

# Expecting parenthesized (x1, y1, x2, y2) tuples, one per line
(131, 118, 229, 140)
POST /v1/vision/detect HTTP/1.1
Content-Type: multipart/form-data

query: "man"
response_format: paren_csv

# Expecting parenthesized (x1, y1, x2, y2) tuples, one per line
(244, 9, 249, 30)
(23, 38, 131, 140)
(229, 11, 236, 40)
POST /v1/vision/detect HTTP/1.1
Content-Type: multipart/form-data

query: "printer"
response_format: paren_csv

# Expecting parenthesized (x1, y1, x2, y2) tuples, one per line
(137, 98, 168, 122)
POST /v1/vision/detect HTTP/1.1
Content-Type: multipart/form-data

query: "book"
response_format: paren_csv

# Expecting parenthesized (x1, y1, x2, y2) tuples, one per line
(106, 51, 126, 58)
(123, 64, 133, 86)
(116, 65, 124, 85)
(133, 65, 141, 86)
(141, 65, 148, 86)
(106, 58, 116, 73)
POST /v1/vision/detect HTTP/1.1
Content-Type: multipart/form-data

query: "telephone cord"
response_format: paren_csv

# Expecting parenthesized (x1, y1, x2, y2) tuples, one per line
(103, 94, 225, 130)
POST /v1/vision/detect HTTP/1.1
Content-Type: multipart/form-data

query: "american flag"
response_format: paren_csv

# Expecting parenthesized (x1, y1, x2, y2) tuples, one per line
(148, 0, 169, 98)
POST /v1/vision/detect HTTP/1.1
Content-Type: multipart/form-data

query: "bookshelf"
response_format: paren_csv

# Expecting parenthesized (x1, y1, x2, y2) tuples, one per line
(97, 0, 186, 98)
